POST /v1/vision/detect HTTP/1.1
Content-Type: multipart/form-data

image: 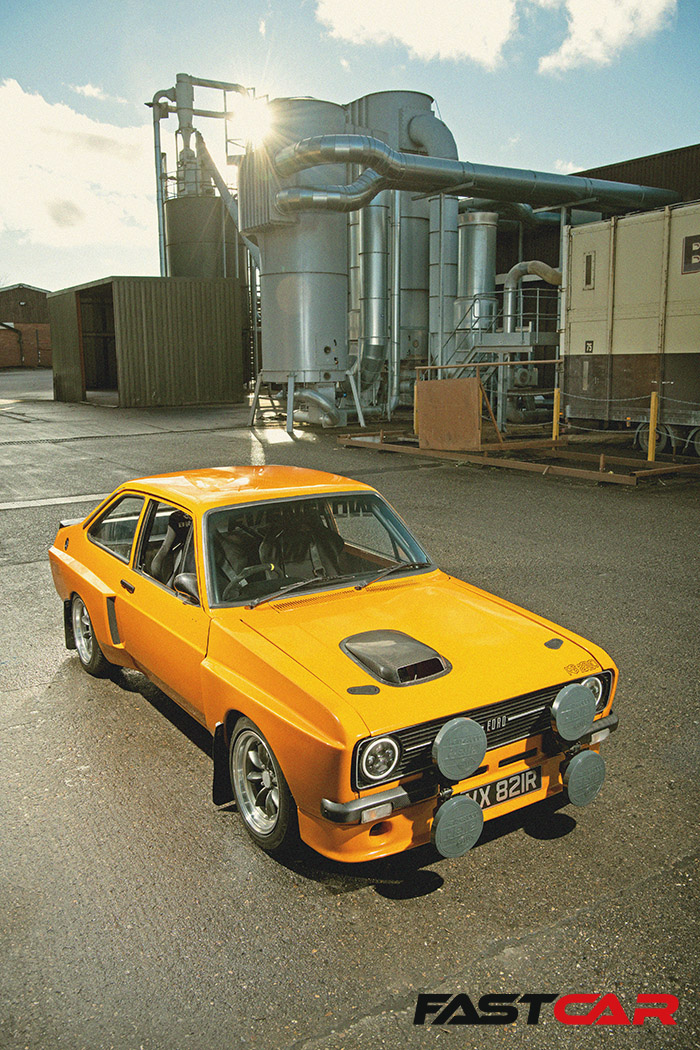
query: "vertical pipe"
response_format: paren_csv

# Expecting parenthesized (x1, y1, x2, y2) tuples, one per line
(438, 195, 444, 366)
(604, 216, 618, 423)
(648, 390, 659, 462)
(152, 106, 168, 277)
(458, 212, 498, 332)
(552, 386, 561, 440)
(388, 190, 401, 417)
(557, 207, 569, 334)
(429, 195, 458, 366)
(358, 191, 389, 384)
(657, 206, 672, 414)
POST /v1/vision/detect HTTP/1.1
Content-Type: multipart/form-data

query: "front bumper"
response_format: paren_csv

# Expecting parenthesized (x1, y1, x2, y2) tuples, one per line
(321, 711, 619, 827)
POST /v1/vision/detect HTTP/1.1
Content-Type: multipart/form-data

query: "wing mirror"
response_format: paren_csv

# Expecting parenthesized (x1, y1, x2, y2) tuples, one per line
(174, 572, 200, 605)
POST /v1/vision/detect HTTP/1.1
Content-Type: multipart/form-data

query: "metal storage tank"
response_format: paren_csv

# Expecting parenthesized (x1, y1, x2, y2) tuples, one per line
(347, 92, 442, 385)
(165, 196, 245, 280)
(240, 98, 349, 390)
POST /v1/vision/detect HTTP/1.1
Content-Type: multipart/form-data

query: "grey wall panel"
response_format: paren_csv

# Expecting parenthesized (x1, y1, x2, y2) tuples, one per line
(47, 290, 83, 402)
(112, 278, 244, 408)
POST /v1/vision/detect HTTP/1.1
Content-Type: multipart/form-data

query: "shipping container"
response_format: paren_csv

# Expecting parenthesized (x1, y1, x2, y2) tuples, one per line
(562, 201, 700, 452)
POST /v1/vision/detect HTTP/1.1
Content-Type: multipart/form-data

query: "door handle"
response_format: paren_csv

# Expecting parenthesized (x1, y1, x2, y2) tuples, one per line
(120, 579, 135, 594)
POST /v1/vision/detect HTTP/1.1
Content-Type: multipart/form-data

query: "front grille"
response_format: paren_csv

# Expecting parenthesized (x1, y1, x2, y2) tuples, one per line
(353, 671, 613, 790)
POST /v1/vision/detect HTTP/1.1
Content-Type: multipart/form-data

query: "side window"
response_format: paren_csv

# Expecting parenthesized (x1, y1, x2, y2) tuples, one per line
(136, 501, 194, 589)
(88, 495, 145, 563)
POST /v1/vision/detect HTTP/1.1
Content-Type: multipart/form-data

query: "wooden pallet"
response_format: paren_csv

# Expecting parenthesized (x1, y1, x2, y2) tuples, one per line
(337, 432, 700, 486)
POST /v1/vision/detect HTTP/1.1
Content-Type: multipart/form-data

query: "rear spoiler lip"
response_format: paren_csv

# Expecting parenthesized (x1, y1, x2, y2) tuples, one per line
(58, 517, 83, 529)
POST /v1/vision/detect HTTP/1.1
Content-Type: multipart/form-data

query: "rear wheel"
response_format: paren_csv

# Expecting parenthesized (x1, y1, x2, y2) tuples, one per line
(635, 422, 670, 455)
(71, 594, 112, 677)
(229, 717, 298, 854)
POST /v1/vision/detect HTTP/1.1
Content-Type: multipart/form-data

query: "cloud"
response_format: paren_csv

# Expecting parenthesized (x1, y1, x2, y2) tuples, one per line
(315, 0, 676, 72)
(340, 57, 350, 70)
(47, 200, 85, 227)
(315, 0, 518, 68)
(0, 80, 154, 251)
(555, 158, 582, 173)
(538, 0, 677, 73)
(70, 83, 128, 104)
(259, 18, 267, 36)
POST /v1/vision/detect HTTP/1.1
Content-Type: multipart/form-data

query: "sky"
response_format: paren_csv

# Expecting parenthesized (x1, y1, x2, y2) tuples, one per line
(0, 0, 697, 292)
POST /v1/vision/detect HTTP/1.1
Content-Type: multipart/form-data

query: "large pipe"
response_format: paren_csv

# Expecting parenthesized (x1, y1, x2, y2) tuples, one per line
(148, 88, 176, 276)
(194, 131, 261, 268)
(274, 134, 679, 213)
(504, 260, 562, 333)
(278, 386, 341, 427)
(456, 211, 499, 336)
(407, 112, 458, 160)
(359, 192, 389, 386)
(388, 190, 401, 415)
(459, 198, 561, 226)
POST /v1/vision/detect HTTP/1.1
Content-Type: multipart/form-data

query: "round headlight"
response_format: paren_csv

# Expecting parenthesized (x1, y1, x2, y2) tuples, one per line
(360, 737, 400, 782)
(583, 675, 605, 713)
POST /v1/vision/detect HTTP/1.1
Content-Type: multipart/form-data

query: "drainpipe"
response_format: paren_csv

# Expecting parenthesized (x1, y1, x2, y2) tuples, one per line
(503, 261, 562, 333)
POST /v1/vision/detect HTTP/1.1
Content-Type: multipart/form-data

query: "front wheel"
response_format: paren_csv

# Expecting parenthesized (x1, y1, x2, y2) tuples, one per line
(229, 717, 298, 854)
(71, 594, 112, 677)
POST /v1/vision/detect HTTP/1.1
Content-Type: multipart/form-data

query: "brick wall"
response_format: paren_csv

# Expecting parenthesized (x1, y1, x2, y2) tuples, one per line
(0, 324, 52, 368)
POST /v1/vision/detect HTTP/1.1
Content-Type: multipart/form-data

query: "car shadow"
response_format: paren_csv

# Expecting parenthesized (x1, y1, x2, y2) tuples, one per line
(105, 663, 577, 896)
(107, 665, 213, 758)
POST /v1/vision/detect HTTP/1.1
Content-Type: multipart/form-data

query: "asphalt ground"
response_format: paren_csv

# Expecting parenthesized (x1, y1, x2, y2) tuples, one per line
(1, 369, 699, 1050)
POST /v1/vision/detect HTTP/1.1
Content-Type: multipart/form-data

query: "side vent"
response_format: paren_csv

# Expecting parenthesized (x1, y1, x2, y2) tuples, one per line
(106, 596, 121, 645)
(341, 630, 451, 687)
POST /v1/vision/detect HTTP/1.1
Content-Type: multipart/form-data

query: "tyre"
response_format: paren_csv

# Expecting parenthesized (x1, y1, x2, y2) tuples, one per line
(229, 717, 298, 854)
(71, 594, 112, 677)
(635, 422, 670, 455)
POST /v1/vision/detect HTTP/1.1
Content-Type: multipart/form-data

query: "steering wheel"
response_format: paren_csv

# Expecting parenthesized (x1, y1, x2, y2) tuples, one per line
(223, 562, 282, 600)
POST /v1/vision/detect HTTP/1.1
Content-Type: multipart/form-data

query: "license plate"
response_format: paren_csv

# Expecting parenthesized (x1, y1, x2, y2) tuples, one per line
(463, 766, 542, 810)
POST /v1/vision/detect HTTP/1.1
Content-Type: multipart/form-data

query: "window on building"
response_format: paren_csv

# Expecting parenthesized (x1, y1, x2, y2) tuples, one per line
(583, 251, 596, 289)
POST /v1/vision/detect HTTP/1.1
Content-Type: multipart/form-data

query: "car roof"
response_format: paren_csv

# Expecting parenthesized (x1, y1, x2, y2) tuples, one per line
(116, 465, 374, 510)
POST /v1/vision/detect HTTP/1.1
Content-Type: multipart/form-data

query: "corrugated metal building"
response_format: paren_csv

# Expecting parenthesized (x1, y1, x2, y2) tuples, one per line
(49, 277, 245, 407)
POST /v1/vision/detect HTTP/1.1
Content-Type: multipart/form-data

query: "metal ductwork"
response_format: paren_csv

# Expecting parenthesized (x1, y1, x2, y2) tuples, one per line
(457, 211, 499, 334)
(504, 260, 562, 333)
(274, 134, 680, 213)
(359, 191, 390, 386)
(459, 198, 561, 226)
(194, 132, 261, 269)
(279, 385, 341, 428)
(407, 112, 458, 160)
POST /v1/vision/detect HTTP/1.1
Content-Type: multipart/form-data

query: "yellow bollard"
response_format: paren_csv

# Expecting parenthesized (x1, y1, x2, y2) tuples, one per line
(648, 390, 659, 462)
(552, 387, 561, 441)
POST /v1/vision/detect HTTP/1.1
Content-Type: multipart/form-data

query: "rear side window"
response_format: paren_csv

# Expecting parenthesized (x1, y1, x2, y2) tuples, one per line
(88, 495, 145, 563)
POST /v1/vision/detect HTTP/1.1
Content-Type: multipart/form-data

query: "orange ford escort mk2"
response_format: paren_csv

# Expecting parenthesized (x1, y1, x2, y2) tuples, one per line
(49, 465, 619, 862)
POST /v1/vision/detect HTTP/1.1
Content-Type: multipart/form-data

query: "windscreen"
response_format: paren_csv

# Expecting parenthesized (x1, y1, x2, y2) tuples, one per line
(206, 493, 430, 606)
